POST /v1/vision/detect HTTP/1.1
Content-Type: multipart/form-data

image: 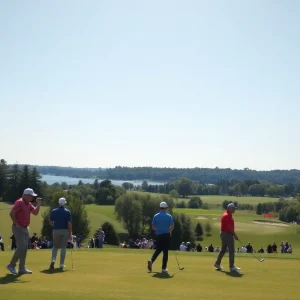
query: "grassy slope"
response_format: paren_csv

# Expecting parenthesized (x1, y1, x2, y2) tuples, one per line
(0, 249, 299, 300)
(1, 200, 299, 253)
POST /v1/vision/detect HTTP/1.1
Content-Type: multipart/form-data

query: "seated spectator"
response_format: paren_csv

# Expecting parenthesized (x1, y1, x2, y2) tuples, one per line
(258, 247, 264, 253)
(179, 242, 187, 251)
(148, 239, 154, 249)
(31, 233, 39, 249)
(196, 243, 202, 252)
(246, 243, 253, 253)
(286, 244, 292, 254)
(186, 242, 192, 252)
(215, 246, 220, 253)
(272, 242, 277, 253)
(208, 244, 214, 252)
(267, 244, 273, 253)
(241, 246, 247, 253)
(0, 234, 4, 251)
(284, 241, 289, 253)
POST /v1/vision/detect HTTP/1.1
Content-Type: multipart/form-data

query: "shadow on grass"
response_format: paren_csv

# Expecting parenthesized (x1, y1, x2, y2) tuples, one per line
(40, 268, 69, 275)
(151, 272, 174, 279)
(0, 274, 26, 284)
(223, 271, 244, 278)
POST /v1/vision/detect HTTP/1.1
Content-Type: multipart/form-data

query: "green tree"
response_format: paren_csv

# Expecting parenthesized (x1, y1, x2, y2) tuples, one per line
(115, 194, 143, 238)
(195, 222, 204, 240)
(0, 159, 8, 198)
(169, 189, 179, 199)
(188, 196, 202, 208)
(3, 164, 21, 202)
(30, 167, 42, 195)
(19, 165, 31, 195)
(176, 177, 194, 198)
(101, 222, 119, 245)
(205, 221, 212, 236)
(142, 180, 149, 191)
(256, 203, 263, 215)
(41, 191, 90, 241)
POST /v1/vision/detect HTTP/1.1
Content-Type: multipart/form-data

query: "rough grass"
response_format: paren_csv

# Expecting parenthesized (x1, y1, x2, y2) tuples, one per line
(0, 249, 299, 300)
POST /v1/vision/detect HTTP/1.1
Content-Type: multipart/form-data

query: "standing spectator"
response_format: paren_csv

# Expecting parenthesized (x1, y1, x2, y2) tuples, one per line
(280, 242, 285, 253)
(214, 203, 241, 272)
(10, 235, 17, 250)
(49, 197, 72, 270)
(98, 227, 105, 248)
(147, 202, 174, 273)
(272, 243, 277, 253)
(6, 188, 42, 275)
(267, 244, 273, 253)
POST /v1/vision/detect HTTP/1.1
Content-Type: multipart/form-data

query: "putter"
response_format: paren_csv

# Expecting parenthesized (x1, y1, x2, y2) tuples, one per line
(173, 251, 184, 270)
(238, 239, 264, 262)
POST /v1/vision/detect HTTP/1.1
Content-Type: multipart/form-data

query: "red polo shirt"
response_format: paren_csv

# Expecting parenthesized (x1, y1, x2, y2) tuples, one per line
(221, 211, 234, 233)
(12, 198, 35, 227)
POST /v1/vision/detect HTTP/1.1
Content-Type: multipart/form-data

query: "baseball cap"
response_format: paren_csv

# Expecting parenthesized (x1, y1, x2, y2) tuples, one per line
(227, 203, 237, 209)
(23, 188, 37, 197)
(58, 197, 67, 206)
(159, 201, 168, 208)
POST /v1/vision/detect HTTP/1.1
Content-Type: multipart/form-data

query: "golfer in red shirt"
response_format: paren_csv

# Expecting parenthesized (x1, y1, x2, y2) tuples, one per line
(6, 188, 42, 275)
(214, 203, 241, 272)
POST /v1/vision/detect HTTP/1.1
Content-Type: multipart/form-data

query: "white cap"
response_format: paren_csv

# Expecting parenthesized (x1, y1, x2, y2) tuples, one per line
(58, 197, 67, 206)
(227, 203, 237, 209)
(159, 201, 168, 208)
(23, 188, 37, 197)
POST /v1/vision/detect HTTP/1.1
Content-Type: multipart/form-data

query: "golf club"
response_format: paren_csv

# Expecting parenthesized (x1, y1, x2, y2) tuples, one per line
(173, 250, 184, 270)
(70, 246, 75, 270)
(238, 239, 264, 262)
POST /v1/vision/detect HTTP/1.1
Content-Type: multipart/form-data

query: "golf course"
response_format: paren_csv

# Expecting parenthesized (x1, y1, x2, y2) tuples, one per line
(1, 195, 299, 300)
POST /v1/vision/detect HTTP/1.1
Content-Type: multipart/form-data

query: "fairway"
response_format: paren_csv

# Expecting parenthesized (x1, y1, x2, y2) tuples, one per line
(1, 202, 300, 253)
(0, 249, 299, 300)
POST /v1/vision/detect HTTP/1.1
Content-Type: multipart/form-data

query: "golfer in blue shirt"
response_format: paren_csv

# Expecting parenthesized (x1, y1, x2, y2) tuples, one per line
(49, 197, 72, 270)
(148, 201, 174, 273)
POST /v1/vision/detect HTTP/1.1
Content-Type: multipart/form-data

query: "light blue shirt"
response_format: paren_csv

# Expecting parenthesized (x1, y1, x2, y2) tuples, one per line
(152, 211, 174, 235)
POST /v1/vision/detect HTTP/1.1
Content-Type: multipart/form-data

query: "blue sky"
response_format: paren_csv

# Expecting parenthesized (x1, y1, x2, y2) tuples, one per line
(1, 1, 299, 170)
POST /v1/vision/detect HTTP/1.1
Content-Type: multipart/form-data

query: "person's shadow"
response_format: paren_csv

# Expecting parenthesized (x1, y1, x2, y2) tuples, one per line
(0, 274, 26, 285)
(222, 271, 244, 278)
(151, 272, 174, 279)
(40, 268, 68, 275)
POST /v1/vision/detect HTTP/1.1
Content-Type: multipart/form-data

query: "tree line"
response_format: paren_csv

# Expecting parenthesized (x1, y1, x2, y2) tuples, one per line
(129, 177, 300, 198)
(17, 165, 300, 185)
(256, 196, 300, 223)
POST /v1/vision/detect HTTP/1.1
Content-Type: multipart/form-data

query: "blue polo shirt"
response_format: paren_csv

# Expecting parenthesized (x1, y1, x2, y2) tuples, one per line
(50, 207, 72, 230)
(152, 211, 174, 235)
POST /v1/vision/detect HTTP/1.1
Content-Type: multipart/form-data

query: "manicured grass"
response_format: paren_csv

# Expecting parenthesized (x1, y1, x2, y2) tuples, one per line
(0, 249, 299, 300)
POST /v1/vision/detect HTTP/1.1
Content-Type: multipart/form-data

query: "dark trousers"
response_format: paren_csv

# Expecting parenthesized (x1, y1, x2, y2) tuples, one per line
(215, 232, 235, 268)
(0, 242, 4, 251)
(151, 233, 170, 269)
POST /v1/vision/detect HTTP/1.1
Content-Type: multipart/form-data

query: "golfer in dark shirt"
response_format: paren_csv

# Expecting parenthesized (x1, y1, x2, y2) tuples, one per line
(147, 201, 174, 273)
(49, 197, 72, 270)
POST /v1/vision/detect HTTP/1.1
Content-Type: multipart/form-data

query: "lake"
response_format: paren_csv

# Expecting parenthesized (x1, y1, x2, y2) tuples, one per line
(41, 174, 166, 186)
